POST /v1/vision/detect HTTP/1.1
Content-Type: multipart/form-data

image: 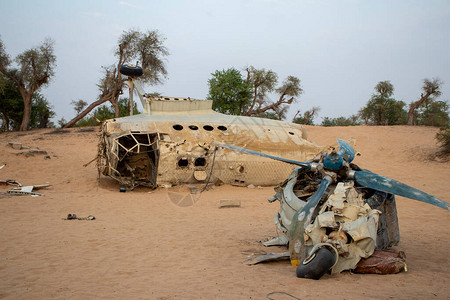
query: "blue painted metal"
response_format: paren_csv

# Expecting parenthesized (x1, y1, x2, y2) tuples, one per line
(216, 140, 450, 211)
(354, 171, 449, 210)
(337, 139, 355, 163)
(289, 176, 333, 265)
(323, 153, 344, 170)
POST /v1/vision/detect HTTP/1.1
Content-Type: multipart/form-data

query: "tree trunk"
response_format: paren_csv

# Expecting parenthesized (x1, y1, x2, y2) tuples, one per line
(407, 105, 416, 126)
(407, 91, 433, 126)
(112, 98, 120, 118)
(63, 96, 111, 128)
(19, 93, 33, 131)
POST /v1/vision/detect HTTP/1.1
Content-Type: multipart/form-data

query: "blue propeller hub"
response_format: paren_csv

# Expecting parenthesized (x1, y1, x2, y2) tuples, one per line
(323, 152, 344, 170)
(322, 139, 355, 170)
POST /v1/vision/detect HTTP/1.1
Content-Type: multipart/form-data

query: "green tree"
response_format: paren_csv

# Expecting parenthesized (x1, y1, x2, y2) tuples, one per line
(408, 78, 442, 125)
(293, 107, 320, 125)
(207, 66, 302, 119)
(64, 29, 169, 128)
(436, 127, 450, 156)
(245, 67, 302, 119)
(417, 100, 449, 127)
(0, 74, 23, 131)
(208, 68, 252, 115)
(0, 36, 56, 130)
(0, 74, 54, 130)
(71, 99, 88, 115)
(30, 93, 55, 128)
(359, 81, 408, 125)
(321, 115, 361, 127)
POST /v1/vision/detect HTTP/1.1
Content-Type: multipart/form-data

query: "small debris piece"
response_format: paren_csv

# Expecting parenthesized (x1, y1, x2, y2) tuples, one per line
(64, 214, 96, 220)
(247, 184, 255, 189)
(0, 164, 6, 169)
(7, 184, 51, 196)
(119, 186, 127, 192)
(0, 179, 21, 186)
(8, 142, 22, 150)
(219, 199, 241, 208)
(8, 186, 41, 196)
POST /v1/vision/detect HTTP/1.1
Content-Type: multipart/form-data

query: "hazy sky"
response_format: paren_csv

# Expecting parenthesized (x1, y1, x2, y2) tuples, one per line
(1, 0, 449, 124)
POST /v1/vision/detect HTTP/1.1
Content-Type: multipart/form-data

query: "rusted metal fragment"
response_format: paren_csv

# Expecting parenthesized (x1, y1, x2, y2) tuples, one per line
(354, 249, 407, 274)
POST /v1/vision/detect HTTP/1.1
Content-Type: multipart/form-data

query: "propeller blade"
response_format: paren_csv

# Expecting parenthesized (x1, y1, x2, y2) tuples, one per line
(215, 143, 312, 169)
(289, 176, 333, 266)
(337, 139, 355, 163)
(354, 171, 449, 210)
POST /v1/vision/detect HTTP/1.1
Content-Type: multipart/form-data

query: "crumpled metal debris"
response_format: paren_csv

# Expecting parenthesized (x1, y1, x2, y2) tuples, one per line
(303, 182, 380, 273)
(7, 184, 51, 196)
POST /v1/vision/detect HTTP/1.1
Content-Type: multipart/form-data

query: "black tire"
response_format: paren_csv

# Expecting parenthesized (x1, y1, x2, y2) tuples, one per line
(119, 64, 144, 77)
(296, 247, 335, 280)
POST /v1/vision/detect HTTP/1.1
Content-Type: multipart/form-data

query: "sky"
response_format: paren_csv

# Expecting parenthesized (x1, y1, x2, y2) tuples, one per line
(0, 0, 449, 124)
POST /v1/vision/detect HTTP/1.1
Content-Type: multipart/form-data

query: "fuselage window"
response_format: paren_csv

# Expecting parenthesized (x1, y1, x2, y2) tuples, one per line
(217, 125, 228, 131)
(178, 158, 189, 167)
(194, 157, 206, 166)
(173, 124, 183, 131)
(203, 125, 214, 131)
(189, 125, 199, 130)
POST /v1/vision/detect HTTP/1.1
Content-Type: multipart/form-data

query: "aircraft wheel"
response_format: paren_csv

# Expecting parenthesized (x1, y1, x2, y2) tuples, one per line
(296, 247, 336, 280)
(119, 64, 143, 77)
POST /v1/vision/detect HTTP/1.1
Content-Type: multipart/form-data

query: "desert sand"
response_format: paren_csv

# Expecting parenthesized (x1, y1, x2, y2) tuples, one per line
(0, 125, 449, 299)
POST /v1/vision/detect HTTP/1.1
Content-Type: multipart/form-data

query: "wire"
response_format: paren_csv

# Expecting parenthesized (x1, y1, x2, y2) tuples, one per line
(200, 146, 218, 193)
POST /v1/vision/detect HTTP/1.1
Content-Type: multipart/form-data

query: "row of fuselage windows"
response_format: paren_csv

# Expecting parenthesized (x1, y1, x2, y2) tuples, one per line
(178, 157, 206, 168)
(172, 124, 296, 136)
(173, 124, 227, 131)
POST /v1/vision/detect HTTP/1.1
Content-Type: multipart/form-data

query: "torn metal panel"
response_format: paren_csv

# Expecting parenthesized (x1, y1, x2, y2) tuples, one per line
(7, 184, 51, 196)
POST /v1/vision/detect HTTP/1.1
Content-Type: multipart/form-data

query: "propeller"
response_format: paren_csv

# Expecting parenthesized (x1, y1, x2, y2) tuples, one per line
(353, 171, 449, 210)
(215, 143, 312, 169)
(288, 176, 332, 266)
(215, 141, 449, 210)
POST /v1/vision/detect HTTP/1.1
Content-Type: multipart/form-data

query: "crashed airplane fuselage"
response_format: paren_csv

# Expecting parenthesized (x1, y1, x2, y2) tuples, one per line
(97, 77, 321, 189)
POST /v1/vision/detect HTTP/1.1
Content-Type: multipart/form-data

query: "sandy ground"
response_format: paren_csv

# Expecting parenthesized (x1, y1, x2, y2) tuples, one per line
(0, 125, 449, 300)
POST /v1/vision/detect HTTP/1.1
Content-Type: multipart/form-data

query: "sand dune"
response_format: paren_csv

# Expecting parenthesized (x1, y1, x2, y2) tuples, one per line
(0, 125, 449, 299)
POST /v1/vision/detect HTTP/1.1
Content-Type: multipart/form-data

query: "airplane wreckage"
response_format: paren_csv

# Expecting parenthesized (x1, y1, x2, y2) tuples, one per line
(98, 65, 449, 280)
(218, 140, 449, 279)
(97, 65, 321, 189)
